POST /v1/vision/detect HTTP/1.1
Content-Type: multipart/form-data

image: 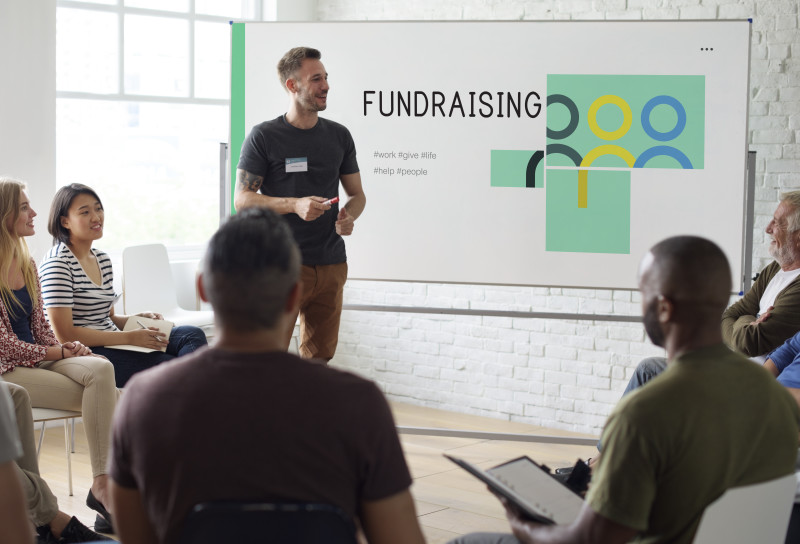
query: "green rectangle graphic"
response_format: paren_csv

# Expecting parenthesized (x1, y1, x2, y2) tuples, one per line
(546, 169, 630, 254)
(490, 150, 544, 188)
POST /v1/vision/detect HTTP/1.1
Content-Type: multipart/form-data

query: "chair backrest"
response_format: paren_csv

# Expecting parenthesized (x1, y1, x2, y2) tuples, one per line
(122, 243, 179, 315)
(179, 501, 358, 544)
(693, 473, 797, 544)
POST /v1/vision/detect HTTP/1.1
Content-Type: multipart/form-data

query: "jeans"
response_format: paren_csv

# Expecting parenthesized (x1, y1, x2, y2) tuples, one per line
(621, 356, 668, 397)
(92, 325, 208, 387)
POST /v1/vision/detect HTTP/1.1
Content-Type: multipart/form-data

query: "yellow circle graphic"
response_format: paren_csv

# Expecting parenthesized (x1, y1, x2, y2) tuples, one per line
(588, 95, 632, 141)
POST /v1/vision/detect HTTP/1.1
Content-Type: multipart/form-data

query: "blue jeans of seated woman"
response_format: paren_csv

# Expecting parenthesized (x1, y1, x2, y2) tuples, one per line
(91, 325, 208, 387)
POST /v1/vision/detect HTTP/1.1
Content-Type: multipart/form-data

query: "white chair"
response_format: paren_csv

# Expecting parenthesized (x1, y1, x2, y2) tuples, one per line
(32, 408, 81, 496)
(693, 473, 797, 543)
(122, 244, 214, 337)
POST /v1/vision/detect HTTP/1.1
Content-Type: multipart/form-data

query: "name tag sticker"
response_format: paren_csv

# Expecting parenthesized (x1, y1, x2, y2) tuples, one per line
(285, 157, 308, 173)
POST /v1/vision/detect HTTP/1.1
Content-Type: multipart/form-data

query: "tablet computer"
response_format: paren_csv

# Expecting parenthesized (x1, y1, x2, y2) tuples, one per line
(444, 454, 584, 525)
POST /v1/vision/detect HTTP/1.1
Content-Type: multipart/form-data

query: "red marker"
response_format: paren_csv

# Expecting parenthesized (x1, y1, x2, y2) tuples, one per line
(322, 196, 339, 206)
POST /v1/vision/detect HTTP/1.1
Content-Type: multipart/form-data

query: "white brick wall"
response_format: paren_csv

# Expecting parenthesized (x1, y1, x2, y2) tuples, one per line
(320, 0, 800, 435)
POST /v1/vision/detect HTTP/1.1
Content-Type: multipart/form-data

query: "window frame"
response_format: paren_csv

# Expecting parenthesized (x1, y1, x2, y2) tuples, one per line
(55, 0, 265, 260)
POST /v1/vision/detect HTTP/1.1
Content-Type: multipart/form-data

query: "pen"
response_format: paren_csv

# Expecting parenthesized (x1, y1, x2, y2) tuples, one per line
(322, 196, 339, 206)
(137, 319, 164, 342)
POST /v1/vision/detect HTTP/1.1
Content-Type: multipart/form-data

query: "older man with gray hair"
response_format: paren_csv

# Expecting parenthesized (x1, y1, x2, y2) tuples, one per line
(622, 190, 800, 393)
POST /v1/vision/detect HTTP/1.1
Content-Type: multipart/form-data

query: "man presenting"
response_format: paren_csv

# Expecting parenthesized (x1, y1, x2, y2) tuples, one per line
(451, 236, 800, 544)
(108, 208, 423, 544)
(235, 46, 366, 361)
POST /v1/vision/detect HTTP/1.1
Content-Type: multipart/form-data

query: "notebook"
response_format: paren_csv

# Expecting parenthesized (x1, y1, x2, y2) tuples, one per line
(104, 316, 173, 353)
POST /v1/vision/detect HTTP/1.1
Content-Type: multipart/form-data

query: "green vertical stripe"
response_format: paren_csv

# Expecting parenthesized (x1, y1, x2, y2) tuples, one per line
(230, 22, 246, 215)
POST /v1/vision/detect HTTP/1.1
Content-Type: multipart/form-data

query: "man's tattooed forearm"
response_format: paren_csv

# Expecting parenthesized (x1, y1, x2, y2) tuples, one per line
(238, 171, 263, 192)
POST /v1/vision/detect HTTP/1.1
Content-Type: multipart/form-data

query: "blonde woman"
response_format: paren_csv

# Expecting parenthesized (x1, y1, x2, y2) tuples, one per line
(0, 178, 118, 533)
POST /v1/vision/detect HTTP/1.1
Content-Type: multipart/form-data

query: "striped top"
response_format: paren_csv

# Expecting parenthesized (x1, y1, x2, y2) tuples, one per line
(40, 243, 120, 332)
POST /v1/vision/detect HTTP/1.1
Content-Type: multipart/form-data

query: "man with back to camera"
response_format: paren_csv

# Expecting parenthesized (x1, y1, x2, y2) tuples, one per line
(449, 236, 800, 544)
(621, 190, 800, 394)
(107, 208, 424, 544)
(235, 46, 366, 362)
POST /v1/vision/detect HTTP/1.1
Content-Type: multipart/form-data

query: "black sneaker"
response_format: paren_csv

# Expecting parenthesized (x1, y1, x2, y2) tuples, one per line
(60, 516, 113, 542)
(36, 516, 112, 543)
(94, 514, 113, 535)
(35, 525, 54, 544)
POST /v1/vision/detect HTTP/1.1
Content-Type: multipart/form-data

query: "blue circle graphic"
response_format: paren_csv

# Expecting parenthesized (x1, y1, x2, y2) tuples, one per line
(634, 146, 693, 169)
(641, 95, 686, 142)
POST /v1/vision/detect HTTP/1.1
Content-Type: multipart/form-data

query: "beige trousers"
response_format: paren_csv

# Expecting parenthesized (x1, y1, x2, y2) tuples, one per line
(3, 380, 59, 526)
(2, 356, 119, 478)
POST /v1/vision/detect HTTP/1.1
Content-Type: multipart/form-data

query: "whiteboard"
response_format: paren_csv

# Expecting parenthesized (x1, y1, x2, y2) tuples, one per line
(230, 21, 751, 290)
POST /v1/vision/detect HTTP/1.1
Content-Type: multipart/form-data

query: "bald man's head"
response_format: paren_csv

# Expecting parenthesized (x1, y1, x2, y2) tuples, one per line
(640, 236, 731, 306)
(639, 236, 731, 346)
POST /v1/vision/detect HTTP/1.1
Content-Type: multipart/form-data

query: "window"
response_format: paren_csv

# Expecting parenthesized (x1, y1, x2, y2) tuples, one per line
(56, 0, 265, 253)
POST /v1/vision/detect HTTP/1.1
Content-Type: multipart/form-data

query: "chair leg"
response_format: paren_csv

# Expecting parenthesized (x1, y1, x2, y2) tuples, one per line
(70, 418, 75, 453)
(64, 419, 73, 497)
(37, 422, 45, 458)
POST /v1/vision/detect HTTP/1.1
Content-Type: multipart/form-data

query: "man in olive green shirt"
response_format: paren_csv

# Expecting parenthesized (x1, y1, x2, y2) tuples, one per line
(451, 236, 800, 544)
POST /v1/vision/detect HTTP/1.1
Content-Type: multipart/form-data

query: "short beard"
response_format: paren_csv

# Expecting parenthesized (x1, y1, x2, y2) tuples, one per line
(769, 239, 798, 268)
(643, 298, 666, 348)
(297, 87, 326, 113)
(302, 98, 326, 112)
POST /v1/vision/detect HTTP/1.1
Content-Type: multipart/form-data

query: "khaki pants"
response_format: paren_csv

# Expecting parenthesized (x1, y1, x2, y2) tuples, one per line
(2, 357, 119, 478)
(285, 262, 348, 361)
(3, 380, 59, 526)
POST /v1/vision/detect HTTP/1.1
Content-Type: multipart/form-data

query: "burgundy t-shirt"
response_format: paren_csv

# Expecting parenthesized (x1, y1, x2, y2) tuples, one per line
(110, 348, 411, 544)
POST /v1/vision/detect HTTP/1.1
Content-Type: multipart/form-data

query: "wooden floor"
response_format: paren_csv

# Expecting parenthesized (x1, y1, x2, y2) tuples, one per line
(37, 402, 597, 543)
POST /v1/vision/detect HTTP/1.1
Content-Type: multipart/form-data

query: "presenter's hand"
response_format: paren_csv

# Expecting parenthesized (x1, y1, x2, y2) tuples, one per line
(127, 328, 169, 350)
(335, 207, 355, 236)
(294, 197, 329, 221)
(137, 311, 164, 320)
(62, 341, 92, 358)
